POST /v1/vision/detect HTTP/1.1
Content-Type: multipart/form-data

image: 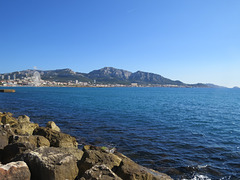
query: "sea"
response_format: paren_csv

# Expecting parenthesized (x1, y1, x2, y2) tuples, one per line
(0, 87, 240, 179)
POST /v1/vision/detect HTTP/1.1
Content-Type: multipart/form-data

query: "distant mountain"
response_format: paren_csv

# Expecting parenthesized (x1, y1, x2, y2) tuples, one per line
(87, 67, 186, 85)
(205, 83, 227, 88)
(0, 67, 210, 87)
(129, 70, 184, 85)
(1, 69, 91, 82)
(87, 67, 132, 84)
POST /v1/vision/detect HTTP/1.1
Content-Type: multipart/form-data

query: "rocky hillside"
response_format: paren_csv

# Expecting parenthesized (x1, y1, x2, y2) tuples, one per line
(0, 112, 172, 180)
(1, 67, 209, 87)
(86, 67, 185, 85)
(1, 69, 91, 83)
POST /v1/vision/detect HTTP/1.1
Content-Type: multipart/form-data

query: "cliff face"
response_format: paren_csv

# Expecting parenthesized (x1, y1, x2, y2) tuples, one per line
(88, 67, 132, 80)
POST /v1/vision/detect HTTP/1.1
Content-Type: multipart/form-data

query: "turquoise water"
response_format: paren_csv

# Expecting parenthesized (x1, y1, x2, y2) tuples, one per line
(1, 87, 240, 179)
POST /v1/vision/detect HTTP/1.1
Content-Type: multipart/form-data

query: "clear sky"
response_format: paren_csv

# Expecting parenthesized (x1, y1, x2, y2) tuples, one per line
(0, 0, 240, 87)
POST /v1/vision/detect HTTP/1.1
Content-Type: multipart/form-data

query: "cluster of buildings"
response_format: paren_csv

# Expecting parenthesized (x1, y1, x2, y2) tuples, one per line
(0, 74, 89, 87)
(0, 72, 182, 88)
(0, 73, 138, 87)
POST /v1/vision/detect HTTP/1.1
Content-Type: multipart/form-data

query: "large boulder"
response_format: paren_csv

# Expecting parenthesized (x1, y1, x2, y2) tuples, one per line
(114, 152, 173, 180)
(33, 127, 78, 148)
(78, 145, 122, 177)
(0, 161, 31, 180)
(9, 135, 50, 148)
(80, 164, 122, 180)
(46, 121, 61, 132)
(20, 146, 79, 180)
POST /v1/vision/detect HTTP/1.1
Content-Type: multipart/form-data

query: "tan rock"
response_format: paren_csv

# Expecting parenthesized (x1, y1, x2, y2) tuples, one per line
(11, 122, 39, 135)
(10, 135, 50, 148)
(17, 115, 30, 123)
(78, 146, 122, 177)
(114, 152, 173, 180)
(0, 161, 31, 180)
(33, 127, 78, 148)
(1, 115, 17, 126)
(46, 121, 61, 132)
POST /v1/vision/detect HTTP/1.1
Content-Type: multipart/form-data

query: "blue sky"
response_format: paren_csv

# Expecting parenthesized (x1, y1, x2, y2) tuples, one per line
(0, 0, 240, 87)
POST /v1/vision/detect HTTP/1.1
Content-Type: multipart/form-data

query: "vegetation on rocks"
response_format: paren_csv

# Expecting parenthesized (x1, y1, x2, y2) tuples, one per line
(0, 112, 172, 180)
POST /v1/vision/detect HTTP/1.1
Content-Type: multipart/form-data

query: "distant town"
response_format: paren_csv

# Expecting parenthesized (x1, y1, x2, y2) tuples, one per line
(0, 67, 216, 88)
(0, 71, 184, 88)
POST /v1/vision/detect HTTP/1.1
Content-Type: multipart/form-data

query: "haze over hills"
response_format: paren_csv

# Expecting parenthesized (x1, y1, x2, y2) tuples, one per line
(0, 67, 212, 87)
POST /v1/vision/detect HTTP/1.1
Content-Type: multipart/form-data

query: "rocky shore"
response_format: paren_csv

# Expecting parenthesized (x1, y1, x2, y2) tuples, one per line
(0, 112, 172, 180)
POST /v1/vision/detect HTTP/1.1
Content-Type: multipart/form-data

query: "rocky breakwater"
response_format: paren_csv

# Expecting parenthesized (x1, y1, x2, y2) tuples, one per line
(0, 112, 172, 180)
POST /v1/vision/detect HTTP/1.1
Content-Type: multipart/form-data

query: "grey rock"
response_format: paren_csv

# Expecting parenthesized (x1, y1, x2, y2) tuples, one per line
(21, 146, 79, 180)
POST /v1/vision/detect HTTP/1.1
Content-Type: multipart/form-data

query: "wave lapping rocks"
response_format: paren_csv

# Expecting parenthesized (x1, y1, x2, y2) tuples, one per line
(0, 112, 172, 180)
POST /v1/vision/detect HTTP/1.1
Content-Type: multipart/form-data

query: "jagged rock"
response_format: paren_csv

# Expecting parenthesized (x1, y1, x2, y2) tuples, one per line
(9, 135, 50, 148)
(0, 161, 31, 180)
(78, 145, 122, 177)
(17, 115, 30, 123)
(11, 119, 39, 135)
(11, 121, 39, 135)
(3, 112, 13, 117)
(46, 121, 61, 132)
(1, 115, 18, 126)
(33, 127, 78, 148)
(2, 124, 14, 137)
(0, 114, 39, 135)
(21, 146, 79, 180)
(80, 164, 122, 180)
(114, 152, 173, 180)
(2, 143, 35, 164)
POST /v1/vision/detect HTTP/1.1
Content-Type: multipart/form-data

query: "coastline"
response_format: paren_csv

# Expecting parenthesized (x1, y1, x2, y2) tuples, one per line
(0, 112, 172, 180)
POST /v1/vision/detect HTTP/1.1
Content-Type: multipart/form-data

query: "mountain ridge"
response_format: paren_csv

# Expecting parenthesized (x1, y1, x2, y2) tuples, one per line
(1, 67, 210, 87)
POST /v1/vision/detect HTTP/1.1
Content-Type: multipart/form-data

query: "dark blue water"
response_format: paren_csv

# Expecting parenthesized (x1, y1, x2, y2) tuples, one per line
(0, 87, 240, 179)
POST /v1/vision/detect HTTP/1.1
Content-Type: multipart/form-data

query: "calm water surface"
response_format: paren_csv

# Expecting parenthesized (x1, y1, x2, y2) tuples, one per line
(0, 87, 240, 179)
